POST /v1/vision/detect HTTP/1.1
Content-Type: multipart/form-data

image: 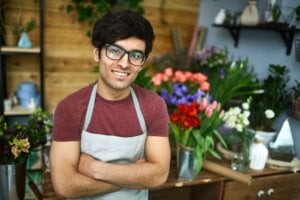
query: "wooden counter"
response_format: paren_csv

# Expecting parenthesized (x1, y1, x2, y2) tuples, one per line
(42, 160, 300, 200)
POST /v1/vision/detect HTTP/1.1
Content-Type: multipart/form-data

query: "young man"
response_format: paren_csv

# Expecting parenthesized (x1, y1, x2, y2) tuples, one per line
(50, 10, 170, 199)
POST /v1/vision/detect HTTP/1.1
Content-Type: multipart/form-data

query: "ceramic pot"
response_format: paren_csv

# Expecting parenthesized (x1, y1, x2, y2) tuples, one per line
(240, 0, 260, 26)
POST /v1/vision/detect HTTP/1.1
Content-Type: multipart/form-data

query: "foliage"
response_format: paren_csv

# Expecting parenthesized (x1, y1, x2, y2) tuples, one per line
(169, 101, 226, 177)
(66, 0, 144, 36)
(249, 64, 291, 131)
(191, 46, 260, 108)
(15, 19, 37, 33)
(0, 108, 52, 165)
(152, 67, 210, 114)
(271, 4, 281, 22)
(134, 67, 154, 91)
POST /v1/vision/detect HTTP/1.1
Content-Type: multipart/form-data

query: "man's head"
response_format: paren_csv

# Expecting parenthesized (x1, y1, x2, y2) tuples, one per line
(92, 10, 155, 59)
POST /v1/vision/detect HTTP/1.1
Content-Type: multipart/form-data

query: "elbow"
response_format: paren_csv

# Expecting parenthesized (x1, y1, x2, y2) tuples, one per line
(52, 182, 74, 199)
(147, 169, 169, 188)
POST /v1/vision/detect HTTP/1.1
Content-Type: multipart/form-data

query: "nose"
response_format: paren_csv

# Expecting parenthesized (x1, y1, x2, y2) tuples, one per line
(117, 53, 130, 68)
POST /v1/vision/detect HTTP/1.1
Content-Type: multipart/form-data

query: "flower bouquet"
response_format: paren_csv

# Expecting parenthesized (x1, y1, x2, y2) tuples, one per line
(0, 108, 53, 165)
(153, 67, 226, 179)
(169, 99, 226, 179)
(222, 100, 255, 171)
(152, 67, 210, 114)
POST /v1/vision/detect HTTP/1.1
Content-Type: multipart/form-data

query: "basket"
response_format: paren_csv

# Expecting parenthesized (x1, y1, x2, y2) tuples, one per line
(292, 98, 300, 120)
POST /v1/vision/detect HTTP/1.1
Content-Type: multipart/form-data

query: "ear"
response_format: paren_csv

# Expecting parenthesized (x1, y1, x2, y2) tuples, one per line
(93, 48, 100, 62)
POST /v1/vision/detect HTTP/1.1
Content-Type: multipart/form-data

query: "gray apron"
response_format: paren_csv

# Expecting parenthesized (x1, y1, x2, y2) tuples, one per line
(80, 84, 148, 200)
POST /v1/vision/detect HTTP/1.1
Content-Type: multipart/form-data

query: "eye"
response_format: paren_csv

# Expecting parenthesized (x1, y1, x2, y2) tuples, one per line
(108, 46, 123, 55)
(130, 51, 144, 60)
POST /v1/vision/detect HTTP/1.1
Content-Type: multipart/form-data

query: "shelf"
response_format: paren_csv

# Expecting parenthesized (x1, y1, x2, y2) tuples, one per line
(212, 23, 300, 55)
(0, 46, 41, 55)
(4, 106, 36, 116)
(0, 0, 44, 116)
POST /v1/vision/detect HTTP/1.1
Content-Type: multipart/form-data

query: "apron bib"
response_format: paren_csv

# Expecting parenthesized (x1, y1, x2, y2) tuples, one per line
(80, 84, 148, 200)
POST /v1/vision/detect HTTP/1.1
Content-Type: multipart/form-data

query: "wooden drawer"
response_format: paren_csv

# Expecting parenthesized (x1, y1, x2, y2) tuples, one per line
(223, 173, 300, 200)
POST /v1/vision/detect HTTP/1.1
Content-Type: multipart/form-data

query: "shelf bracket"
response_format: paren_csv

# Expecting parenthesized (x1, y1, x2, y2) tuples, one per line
(225, 26, 240, 47)
(278, 27, 296, 55)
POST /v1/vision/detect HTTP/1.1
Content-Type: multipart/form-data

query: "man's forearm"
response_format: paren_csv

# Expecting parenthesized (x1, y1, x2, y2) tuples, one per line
(51, 167, 120, 198)
(85, 160, 168, 189)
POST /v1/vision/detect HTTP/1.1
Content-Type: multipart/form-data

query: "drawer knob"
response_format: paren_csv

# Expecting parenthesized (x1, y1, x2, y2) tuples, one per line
(268, 188, 274, 196)
(257, 190, 265, 198)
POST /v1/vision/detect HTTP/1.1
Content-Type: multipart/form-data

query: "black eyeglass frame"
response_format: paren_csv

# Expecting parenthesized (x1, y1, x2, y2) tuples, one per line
(104, 43, 146, 66)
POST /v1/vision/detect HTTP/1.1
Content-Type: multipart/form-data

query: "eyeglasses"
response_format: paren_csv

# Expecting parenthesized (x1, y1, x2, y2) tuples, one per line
(104, 44, 146, 66)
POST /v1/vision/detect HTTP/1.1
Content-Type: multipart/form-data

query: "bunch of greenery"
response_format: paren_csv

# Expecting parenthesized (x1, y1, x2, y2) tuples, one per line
(0, 108, 52, 165)
(15, 19, 37, 33)
(249, 64, 291, 131)
(191, 47, 260, 108)
(66, 0, 144, 36)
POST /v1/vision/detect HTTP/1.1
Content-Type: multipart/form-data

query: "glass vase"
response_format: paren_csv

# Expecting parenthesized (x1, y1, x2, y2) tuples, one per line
(176, 144, 197, 180)
(230, 136, 250, 172)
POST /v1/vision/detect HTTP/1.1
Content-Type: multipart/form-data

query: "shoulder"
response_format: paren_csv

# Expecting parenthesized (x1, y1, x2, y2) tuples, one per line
(132, 84, 165, 105)
(57, 84, 93, 111)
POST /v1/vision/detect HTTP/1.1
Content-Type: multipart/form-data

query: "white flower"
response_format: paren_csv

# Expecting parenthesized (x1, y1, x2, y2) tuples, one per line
(242, 102, 249, 110)
(265, 109, 275, 119)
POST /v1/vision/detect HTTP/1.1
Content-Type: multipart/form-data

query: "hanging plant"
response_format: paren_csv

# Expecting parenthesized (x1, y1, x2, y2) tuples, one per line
(66, 0, 144, 36)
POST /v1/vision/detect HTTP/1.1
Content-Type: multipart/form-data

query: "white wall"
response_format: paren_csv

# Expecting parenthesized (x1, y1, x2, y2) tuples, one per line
(198, 0, 300, 84)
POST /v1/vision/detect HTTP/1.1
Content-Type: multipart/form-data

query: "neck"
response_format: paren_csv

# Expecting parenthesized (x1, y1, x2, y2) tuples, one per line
(96, 83, 131, 101)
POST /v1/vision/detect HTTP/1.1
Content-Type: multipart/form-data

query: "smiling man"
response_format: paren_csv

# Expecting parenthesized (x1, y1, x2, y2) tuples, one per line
(50, 10, 170, 200)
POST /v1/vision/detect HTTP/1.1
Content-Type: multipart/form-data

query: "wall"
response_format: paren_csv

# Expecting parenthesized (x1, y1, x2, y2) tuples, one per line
(198, 0, 300, 84)
(3, 0, 199, 113)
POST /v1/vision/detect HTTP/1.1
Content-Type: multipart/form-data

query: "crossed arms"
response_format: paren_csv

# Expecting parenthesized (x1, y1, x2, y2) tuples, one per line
(50, 136, 170, 199)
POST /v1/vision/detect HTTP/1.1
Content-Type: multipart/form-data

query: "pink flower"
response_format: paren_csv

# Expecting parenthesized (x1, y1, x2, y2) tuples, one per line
(164, 67, 173, 77)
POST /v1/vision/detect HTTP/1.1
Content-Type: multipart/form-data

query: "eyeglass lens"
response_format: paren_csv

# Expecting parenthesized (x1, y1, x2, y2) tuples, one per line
(105, 44, 145, 66)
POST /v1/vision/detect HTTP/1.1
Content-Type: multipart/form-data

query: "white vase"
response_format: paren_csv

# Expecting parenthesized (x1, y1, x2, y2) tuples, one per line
(214, 9, 227, 25)
(240, 0, 260, 26)
(249, 136, 269, 170)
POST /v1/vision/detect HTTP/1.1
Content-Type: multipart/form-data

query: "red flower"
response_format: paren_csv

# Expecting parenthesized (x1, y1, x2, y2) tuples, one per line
(170, 102, 200, 129)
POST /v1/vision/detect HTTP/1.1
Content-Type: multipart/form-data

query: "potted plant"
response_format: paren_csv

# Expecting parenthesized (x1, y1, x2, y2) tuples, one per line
(249, 64, 291, 146)
(16, 19, 37, 48)
(0, 108, 52, 199)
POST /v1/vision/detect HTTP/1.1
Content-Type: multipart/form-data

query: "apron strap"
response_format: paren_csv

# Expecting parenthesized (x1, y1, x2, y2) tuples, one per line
(130, 87, 147, 134)
(83, 83, 98, 131)
(83, 84, 147, 134)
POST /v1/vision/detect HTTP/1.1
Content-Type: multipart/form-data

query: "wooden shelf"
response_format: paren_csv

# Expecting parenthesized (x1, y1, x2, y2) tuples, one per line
(0, 46, 41, 54)
(212, 23, 300, 55)
(4, 106, 35, 116)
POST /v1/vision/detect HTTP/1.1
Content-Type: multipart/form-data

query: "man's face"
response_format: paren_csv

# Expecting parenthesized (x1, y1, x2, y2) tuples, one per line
(94, 37, 146, 92)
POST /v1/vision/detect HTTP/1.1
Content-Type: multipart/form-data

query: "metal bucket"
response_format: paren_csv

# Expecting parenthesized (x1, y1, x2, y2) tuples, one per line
(0, 164, 26, 200)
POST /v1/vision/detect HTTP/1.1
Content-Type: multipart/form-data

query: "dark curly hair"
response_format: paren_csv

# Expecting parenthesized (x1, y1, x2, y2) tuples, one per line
(92, 10, 155, 58)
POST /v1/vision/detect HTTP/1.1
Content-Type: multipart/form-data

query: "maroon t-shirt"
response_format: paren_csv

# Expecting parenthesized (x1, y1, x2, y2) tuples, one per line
(52, 84, 169, 141)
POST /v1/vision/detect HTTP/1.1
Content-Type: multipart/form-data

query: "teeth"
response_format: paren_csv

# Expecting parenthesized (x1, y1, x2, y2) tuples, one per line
(113, 71, 128, 77)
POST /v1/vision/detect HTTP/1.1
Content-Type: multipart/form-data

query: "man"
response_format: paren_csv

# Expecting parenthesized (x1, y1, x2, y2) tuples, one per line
(50, 10, 170, 199)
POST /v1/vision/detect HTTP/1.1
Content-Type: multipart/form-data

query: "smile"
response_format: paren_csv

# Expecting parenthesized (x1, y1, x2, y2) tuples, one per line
(112, 71, 129, 78)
